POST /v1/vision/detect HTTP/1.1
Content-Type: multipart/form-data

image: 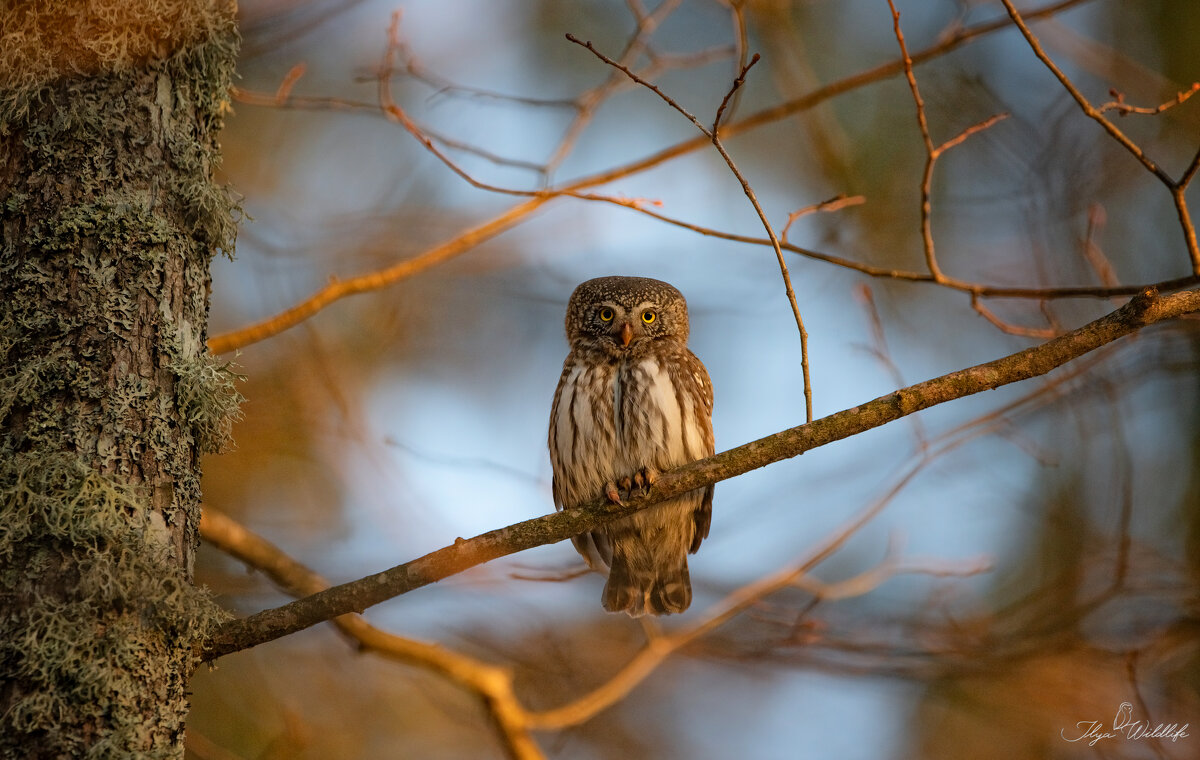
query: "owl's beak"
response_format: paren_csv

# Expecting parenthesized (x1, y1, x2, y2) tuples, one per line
(619, 322, 633, 347)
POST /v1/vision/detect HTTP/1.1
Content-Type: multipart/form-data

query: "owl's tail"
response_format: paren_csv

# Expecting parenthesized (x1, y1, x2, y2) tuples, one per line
(602, 547, 692, 617)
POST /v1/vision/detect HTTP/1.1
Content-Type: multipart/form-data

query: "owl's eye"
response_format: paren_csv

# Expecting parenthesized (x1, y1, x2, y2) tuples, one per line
(641, 310, 656, 324)
(599, 308, 614, 322)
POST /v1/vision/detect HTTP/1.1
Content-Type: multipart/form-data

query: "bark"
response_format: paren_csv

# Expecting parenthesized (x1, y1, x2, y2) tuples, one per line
(0, 6, 239, 758)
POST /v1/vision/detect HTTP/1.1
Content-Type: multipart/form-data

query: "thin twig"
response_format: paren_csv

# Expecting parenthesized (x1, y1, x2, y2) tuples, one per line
(565, 34, 815, 422)
(1097, 83, 1200, 116)
(780, 194, 866, 244)
(970, 293, 1058, 339)
(713, 53, 759, 133)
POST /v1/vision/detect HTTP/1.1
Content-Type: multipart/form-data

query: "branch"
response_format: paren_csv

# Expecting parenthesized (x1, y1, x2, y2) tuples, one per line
(199, 287, 1200, 661)
(206, 197, 551, 354)
(198, 509, 545, 760)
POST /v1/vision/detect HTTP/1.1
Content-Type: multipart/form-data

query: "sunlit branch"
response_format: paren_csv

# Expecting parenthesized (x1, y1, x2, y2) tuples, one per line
(970, 293, 1058, 339)
(1097, 83, 1200, 116)
(206, 196, 552, 355)
(200, 287, 1200, 660)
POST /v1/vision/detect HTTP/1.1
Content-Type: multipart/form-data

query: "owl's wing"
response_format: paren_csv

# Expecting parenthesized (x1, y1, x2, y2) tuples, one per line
(686, 347, 715, 555)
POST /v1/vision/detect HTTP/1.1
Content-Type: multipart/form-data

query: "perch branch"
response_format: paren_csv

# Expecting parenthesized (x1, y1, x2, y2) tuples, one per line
(200, 287, 1200, 661)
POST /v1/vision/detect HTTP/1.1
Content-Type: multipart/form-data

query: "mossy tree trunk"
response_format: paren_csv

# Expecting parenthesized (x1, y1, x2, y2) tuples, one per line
(0, 5, 240, 758)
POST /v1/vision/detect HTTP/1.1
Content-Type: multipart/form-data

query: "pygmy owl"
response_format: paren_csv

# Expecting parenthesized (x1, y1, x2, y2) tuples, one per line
(549, 276, 714, 616)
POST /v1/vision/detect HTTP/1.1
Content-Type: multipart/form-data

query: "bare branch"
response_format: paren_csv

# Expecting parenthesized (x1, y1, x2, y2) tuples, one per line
(1097, 83, 1200, 116)
(565, 34, 815, 422)
(970, 293, 1058, 339)
(206, 197, 551, 355)
(713, 53, 759, 133)
(199, 288, 1200, 661)
(198, 509, 545, 760)
(889, 1, 1013, 285)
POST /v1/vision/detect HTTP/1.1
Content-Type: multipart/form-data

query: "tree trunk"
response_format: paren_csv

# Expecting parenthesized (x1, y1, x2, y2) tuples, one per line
(0, 5, 239, 757)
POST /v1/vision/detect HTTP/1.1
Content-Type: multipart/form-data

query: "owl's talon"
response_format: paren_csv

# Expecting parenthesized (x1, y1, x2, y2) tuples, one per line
(604, 481, 623, 505)
(619, 476, 632, 492)
(633, 467, 658, 496)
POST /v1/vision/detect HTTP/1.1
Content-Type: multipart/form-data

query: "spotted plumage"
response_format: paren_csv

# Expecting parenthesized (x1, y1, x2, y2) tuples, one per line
(549, 276, 714, 616)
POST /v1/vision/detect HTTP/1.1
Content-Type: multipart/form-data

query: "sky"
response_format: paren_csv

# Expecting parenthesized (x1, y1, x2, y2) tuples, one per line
(194, 1, 1200, 757)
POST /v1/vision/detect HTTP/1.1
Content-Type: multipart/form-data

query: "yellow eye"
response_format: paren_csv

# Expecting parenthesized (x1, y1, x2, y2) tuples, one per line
(599, 308, 614, 321)
(641, 311, 656, 324)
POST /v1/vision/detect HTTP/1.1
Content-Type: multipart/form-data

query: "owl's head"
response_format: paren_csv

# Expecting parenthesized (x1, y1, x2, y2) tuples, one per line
(565, 276, 690, 353)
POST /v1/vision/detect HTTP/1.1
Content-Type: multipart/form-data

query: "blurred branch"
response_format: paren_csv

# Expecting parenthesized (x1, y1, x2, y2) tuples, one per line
(565, 37, 814, 422)
(543, 0, 685, 178)
(200, 287, 1200, 661)
(854, 284, 928, 450)
(198, 509, 545, 760)
(529, 535, 987, 731)
(206, 196, 551, 354)
(1000, 0, 1200, 274)
(209, 0, 1118, 356)
(201, 482, 979, 739)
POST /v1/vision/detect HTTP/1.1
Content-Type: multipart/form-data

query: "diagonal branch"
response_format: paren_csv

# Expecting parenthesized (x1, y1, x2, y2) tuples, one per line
(199, 287, 1200, 662)
(199, 509, 544, 760)
(206, 197, 551, 355)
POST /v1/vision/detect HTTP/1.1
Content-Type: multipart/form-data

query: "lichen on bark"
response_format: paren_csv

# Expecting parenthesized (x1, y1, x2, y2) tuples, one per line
(0, 11, 240, 757)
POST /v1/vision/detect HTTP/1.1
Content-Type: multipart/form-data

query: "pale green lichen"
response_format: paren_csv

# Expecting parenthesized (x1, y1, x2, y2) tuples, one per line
(0, 454, 230, 758)
(172, 351, 246, 454)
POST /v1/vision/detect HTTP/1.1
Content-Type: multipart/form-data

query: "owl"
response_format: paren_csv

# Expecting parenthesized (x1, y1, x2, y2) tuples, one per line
(549, 276, 714, 616)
